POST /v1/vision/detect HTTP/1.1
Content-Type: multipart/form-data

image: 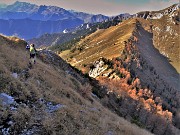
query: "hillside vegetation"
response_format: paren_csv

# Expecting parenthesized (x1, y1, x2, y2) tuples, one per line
(0, 35, 152, 135)
(59, 17, 180, 135)
(58, 4, 180, 73)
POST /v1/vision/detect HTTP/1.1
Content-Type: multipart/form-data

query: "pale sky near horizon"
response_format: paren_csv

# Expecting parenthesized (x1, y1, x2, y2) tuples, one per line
(0, 0, 178, 16)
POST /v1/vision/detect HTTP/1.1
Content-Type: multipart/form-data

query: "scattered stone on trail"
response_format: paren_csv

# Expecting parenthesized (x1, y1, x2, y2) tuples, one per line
(0, 93, 15, 106)
(11, 73, 18, 79)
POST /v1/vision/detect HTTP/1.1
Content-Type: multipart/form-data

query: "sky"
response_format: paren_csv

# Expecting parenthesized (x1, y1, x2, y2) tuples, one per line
(0, 0, 178, 16)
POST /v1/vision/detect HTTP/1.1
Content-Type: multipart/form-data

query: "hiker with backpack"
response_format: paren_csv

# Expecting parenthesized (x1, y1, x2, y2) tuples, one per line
(29, 44, 37, 64)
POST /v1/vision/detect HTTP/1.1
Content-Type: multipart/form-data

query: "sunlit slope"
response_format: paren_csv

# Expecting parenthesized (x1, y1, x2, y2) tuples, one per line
(60, 19, 136, 68)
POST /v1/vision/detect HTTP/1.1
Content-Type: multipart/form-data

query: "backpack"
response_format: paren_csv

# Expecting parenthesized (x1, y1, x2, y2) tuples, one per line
(26, 44, 30, 50)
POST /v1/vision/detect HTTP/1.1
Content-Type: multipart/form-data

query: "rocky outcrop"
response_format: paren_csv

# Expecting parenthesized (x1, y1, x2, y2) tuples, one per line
(136, 4, 179, 20)
(89, 59, 107, 78)
(0, 93, 15, 106)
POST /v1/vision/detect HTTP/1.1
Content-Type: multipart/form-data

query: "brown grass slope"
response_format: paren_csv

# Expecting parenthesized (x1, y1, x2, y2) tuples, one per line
(60, 19, 136, 70)
(0, 35, 152, 135)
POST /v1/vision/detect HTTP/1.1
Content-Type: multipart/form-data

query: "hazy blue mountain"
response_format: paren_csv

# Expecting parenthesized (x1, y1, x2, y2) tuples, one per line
(0, 1, 109, 39)
(0, 18, 83, 39)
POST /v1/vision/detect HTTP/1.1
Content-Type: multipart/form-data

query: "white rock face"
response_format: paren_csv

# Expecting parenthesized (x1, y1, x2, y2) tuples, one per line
(89, 59, 107, 78)
(142, 4, 178, 20)
(86, 24, 90, 29)
(45, 102, 65, 113)
(170, 4, 179, 14)
(166, 26, 171, 32)
(63, 29, 68, 33)
(161, 51, 169, 58)
(51, 37, 59, 45)
(152, 13, 163, 19)
(154, 27, 161, 33)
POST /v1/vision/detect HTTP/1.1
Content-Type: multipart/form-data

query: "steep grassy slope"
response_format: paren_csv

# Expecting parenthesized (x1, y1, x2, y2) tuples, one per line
(60, 19, 136, 70)
(0, 35, 152, 135)
(59, 18, 180, 135)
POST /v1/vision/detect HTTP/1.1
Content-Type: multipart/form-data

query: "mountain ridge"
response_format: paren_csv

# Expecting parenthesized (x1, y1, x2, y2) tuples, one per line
(0, 18, 84, 39)
(52, 4, 179, 73)
(59, 17, 180, 134)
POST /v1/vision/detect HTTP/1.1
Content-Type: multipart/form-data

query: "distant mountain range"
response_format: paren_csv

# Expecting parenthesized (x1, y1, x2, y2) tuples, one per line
(0, 1, 108, 39)
(28, 18, 123, 49)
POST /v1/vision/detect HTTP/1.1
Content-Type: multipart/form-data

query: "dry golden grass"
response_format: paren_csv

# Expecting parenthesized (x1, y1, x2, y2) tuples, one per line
(60, 19, 136, 71)
(0, 34, 152, 134)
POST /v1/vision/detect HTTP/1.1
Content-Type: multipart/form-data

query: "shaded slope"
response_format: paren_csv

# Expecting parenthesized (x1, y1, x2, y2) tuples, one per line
(151, 12, 180, 72)
(0, 35, 152, 135)
(134, 19, 179, 91)
(129, 19, 180, 130)
(136, 4, 179, 72)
